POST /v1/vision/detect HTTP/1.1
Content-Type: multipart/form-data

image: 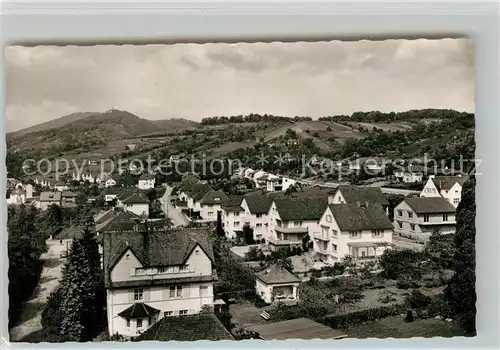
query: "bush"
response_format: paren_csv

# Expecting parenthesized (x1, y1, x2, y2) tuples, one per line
(311, 269, 322, 278)
(407, 289, 432, 309)
(323, 303, 407, 328)
(254, 294, 269, 308)
(405, 310, 414, 322)
(426, 297, 451, 318)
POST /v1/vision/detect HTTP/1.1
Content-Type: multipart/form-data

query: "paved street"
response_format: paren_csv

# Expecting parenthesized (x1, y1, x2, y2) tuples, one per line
(161, 186, 189, 227)
(9, 239, 66, 342)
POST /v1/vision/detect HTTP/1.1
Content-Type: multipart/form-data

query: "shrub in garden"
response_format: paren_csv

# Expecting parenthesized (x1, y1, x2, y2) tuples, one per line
(311, 269, 322, 278)
(407, 289, 432, 309)
(323, 303, 406, 328)
(405, 310, 414, 322)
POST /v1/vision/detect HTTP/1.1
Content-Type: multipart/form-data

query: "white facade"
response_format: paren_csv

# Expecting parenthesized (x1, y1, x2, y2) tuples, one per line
(314, 206, 393, 264)
(200, 203, 222, 222)
(106, 246, 215, 337)
(394, 200, 456, 240)
(222, 208, 244, 239)
(255, 279, 300, 304)
(266, 176, 297, 192)
(394, 170, 424, 183)
(54, 184, 69, 192)
(240, 199, 268, 241)
(420, 176, 463, 208)
(7, 191, 26, 205)
(105, 178, 117, 188)
(266, 201, 320, 248)
(137, 178, 156, 190)
(105, 193, 119, 202)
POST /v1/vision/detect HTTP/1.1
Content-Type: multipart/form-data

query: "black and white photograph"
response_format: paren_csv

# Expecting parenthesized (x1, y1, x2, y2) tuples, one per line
(6, 38, 476, 343)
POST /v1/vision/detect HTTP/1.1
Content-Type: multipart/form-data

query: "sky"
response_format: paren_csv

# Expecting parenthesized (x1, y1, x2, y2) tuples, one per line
(5, 38, 474, 132)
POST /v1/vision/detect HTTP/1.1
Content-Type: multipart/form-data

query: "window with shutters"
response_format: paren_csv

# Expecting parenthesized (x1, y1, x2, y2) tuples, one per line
(137, 319, 143, 328)
(134, 288, 143, 301)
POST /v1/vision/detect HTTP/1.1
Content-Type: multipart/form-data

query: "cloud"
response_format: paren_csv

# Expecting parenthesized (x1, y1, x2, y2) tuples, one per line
(5, 38, 474, 132)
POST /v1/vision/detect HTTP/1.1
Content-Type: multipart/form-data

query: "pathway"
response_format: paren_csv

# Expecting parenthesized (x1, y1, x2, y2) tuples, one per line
(9, 239, 65, 342)
(161, 186, 189, 227)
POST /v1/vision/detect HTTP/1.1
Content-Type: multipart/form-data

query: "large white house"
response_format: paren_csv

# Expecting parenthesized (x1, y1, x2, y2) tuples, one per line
(221, 196, 244, 239)
(393, 164, 426, 183)
(266, 197, 328, 251)
(137, 174, 156, 190)
(240, 193, 273, 241)
(420, 175, 466, 208)
(102, 227, 217, 337)
(329, 185, 390, 215)
(116, 189, 150, 217)
(197, 190, 228, 222)
(266, 175, 297, 192)
(315, 202, 393, 264)
(394, 197, 457, 241)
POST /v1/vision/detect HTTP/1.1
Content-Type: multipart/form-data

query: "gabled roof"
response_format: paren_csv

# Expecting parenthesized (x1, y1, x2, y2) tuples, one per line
(118, 303, 160, 319)
(102, 228, 215, 287)
(133, 313, 234, 341)
(122, 193, 150, 204)
(199, 190, 228, 205)
(96, 210, 141, 233)
(336, 185, 389, 206)
(221, 195, 244, 212)
(40, 191, 62, 202)
(404, 197, 456, 214)
(431, 176, 467, 192)
(243, 192, 273, 214)
(190, 183, 214, 202)
(273, 197, 328, 221)
(328, 203, 393, 232)
(255, 265, 301, 284)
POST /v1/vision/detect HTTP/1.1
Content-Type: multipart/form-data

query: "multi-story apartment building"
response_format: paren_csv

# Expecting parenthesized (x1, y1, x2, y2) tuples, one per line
(315, 202, 393, 264)
(266, 197, 328, 251)
(198, 190, 228, 222)
(221, 196, 244, 239)
(420, 175, 467, 208)
(102, 226, 217, 337)
(394, 196, 456, 241)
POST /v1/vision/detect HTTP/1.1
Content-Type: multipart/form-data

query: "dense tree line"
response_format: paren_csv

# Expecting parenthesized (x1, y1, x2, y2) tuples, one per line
(444, 176, 476, 335)
(41, 226, 105, 342)
(8, 205, 48, 328)
(201, 113, 311, 125)
(319, 108, 474, 123)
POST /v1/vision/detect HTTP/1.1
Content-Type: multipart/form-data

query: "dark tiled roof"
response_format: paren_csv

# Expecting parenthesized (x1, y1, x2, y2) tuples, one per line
(96, 210, 141, 233)
(273, 197, 328, 221)
(255, 265, 301, 284)
(404, 197, 456, 214)
(431, 176, 467, 192)
(243, 192, 273, 214)
(117, 303, 160, 319)
(336, 185, 389, 206)
(103, 187, 122, 195)
(221, 195, 244, 212)
(102, 228, 215, 287)
(245, 318, 346, 340)
(133, 313, 234, 341)
(109, 273, 218, 289)
(122, 193, 150, 204)
(190, 183, 214, 202)
(328, 203, 393, 231)
(199, 190, 228, 205)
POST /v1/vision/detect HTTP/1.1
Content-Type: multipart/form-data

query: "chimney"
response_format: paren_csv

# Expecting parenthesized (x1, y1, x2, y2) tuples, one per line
(356, 201, 361, 207)
(365, 201, 369, 207)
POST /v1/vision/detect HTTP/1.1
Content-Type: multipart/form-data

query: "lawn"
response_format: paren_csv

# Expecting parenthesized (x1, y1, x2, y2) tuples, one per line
(344, 316, 466, 339)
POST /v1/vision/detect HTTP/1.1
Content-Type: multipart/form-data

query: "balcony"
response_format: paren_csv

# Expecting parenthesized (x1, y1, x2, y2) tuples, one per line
(275, 226, 308, 234)
(313, 232, 329, 241)
(268, 237, 302, 246)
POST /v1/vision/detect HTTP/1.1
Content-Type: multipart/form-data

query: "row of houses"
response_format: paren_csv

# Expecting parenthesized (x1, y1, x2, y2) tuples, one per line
(234, 167, 298, 192)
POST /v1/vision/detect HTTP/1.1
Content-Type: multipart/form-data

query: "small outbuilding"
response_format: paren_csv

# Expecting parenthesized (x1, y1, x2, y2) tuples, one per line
(255, 265, 301, 304)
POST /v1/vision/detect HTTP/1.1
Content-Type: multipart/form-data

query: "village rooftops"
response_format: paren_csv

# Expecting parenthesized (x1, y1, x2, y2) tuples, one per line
(255, 265, 301, 285)
(328, 203, 393, 232)
(133, 313, 234, 341)
(190, 183, 214, 202)
(273, 197, 329, 221)
(403, 197, 456, 214)
(40, 191, 62, 202)
(335, 185, 389, 206)
(95, 210, 142, 233)
(118, 188, 150, 204)
(221, 195, 244, 212)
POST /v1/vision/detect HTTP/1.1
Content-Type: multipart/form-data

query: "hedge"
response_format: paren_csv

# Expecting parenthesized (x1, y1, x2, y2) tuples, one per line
(323, 303, 407, 329)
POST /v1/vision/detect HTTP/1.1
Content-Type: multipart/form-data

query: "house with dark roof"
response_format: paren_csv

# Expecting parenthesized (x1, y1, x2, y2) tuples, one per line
(316, 202, 394, 264)
(329, 185, 390, 215)
(39, 191, 62, 210)
(255, 265, 301, 304)
(266, 197, 329, 250)
(240, 192, 273, 241)
(137, 173, 156, 190)
(116, 188, 150, 217)
(420, 175, 467, 208)
(133, 312, 234, 341)
(394, 197, 457, 240)
(393, 164, 427, 183)
(102, 227, 218, 337)
(197, 190, 228, 222)
(220, 195, 244, 239)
